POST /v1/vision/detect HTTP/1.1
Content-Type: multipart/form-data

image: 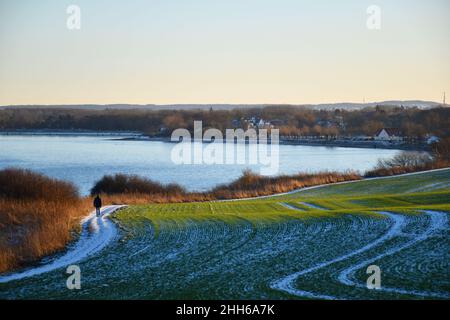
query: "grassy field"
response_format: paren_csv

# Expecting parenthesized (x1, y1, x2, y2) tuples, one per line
(1, 169, 449, 299)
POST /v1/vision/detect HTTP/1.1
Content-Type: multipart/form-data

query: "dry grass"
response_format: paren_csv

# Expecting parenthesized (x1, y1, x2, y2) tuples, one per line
(98, 192, 212, 205)
(211, 170, 361, 199)
(365, 157, 450, 178)
(365, 140, 450, 178)
(0, 168, 90, 273)
(365, 162, 449, 177)
(93, 170, 362, 204)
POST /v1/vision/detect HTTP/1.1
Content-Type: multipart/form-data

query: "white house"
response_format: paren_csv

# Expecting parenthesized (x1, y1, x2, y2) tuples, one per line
(374, 128, 403, 142)
(243, 117, 274, 129)
(427, 135, 440, 145)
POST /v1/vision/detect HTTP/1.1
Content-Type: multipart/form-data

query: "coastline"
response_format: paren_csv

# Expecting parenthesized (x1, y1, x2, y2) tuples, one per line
(278, 139, 430, 151)
(0, 129, 142, 137)
(0, 129, 430, 151)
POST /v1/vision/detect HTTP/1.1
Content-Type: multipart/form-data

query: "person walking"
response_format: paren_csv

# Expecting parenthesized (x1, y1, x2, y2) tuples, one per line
(93, 194, 102, 217)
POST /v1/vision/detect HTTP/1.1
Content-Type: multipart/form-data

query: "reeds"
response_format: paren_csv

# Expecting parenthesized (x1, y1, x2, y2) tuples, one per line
(91, 170, 362, 203)
(0, 168, 89, 273)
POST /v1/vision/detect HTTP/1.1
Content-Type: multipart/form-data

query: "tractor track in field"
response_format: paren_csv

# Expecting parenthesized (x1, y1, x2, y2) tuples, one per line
(337, 210, 449, 299)
(270, 210, 449, 299)
(270, 211, 406, 299)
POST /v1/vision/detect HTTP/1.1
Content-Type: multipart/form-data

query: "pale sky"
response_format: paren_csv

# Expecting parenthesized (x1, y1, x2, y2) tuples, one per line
(0, 0, 449, 105)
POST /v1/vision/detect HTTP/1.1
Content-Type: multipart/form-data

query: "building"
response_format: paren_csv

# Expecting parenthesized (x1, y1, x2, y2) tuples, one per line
(426, 135, 440, 145)
(243, 117, 273, 129)
(374, 128, 403, 142)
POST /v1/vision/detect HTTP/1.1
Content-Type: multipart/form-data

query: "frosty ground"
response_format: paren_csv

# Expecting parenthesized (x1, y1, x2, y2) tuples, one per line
(0, 169, 449, 300)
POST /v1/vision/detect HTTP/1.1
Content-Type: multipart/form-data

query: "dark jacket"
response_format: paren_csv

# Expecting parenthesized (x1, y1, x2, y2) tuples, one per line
(93, 196, 102, 208)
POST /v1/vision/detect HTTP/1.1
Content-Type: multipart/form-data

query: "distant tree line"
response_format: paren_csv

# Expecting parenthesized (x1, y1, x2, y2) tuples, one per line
(0, 105, 448, 139)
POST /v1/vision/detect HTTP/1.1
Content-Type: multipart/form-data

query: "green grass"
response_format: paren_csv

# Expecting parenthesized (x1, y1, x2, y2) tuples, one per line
(115, 170, 450, 228)
(1, 169, 449, 300)
(279, 169, 450, 199)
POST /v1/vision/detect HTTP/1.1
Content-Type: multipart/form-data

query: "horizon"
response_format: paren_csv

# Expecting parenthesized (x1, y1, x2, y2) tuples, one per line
(0, 98, 444, 108)
(0, 0, 449, 105)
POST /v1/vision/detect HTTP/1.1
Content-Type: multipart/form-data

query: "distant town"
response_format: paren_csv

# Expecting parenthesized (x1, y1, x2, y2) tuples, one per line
(0, 102, 448, 150)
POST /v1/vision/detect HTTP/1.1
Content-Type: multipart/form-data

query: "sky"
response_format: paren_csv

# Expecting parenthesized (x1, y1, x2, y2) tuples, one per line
(0, 0, 449, 105)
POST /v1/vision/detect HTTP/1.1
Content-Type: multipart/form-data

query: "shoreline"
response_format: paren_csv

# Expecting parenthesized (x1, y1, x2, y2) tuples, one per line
(0, 129, 430, 151)
(0, 129, 142, 137)
(278, 139, 430, 151)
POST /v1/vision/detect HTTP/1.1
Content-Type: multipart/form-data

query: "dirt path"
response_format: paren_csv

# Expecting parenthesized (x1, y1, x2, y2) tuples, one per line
(0, 205, 126, 284)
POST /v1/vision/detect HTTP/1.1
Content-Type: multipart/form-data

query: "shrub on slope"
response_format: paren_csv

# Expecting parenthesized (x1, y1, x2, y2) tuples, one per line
(91, 170, 362, 203)
(0, 168, 88, 273)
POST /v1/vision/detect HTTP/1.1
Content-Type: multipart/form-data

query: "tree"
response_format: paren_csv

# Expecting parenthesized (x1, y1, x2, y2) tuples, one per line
(376, 152, 432, 169)
(433, 138, 450, 160)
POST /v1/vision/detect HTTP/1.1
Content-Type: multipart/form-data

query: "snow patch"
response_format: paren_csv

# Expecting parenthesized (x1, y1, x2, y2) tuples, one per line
(0, 205, 126, 283)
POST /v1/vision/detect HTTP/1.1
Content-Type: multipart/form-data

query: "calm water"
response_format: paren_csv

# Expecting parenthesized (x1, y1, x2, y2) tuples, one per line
(0, 135, 401, 195)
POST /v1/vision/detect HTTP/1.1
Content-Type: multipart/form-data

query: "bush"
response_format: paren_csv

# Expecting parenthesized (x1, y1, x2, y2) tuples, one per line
(0, 168, 79, 201)
(433, 137, 450, 161)
(91, 174, 186, 196)
(365, 151, 449, 177)
(0, 168, 88, 273)
(376, 152, 433, 169)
